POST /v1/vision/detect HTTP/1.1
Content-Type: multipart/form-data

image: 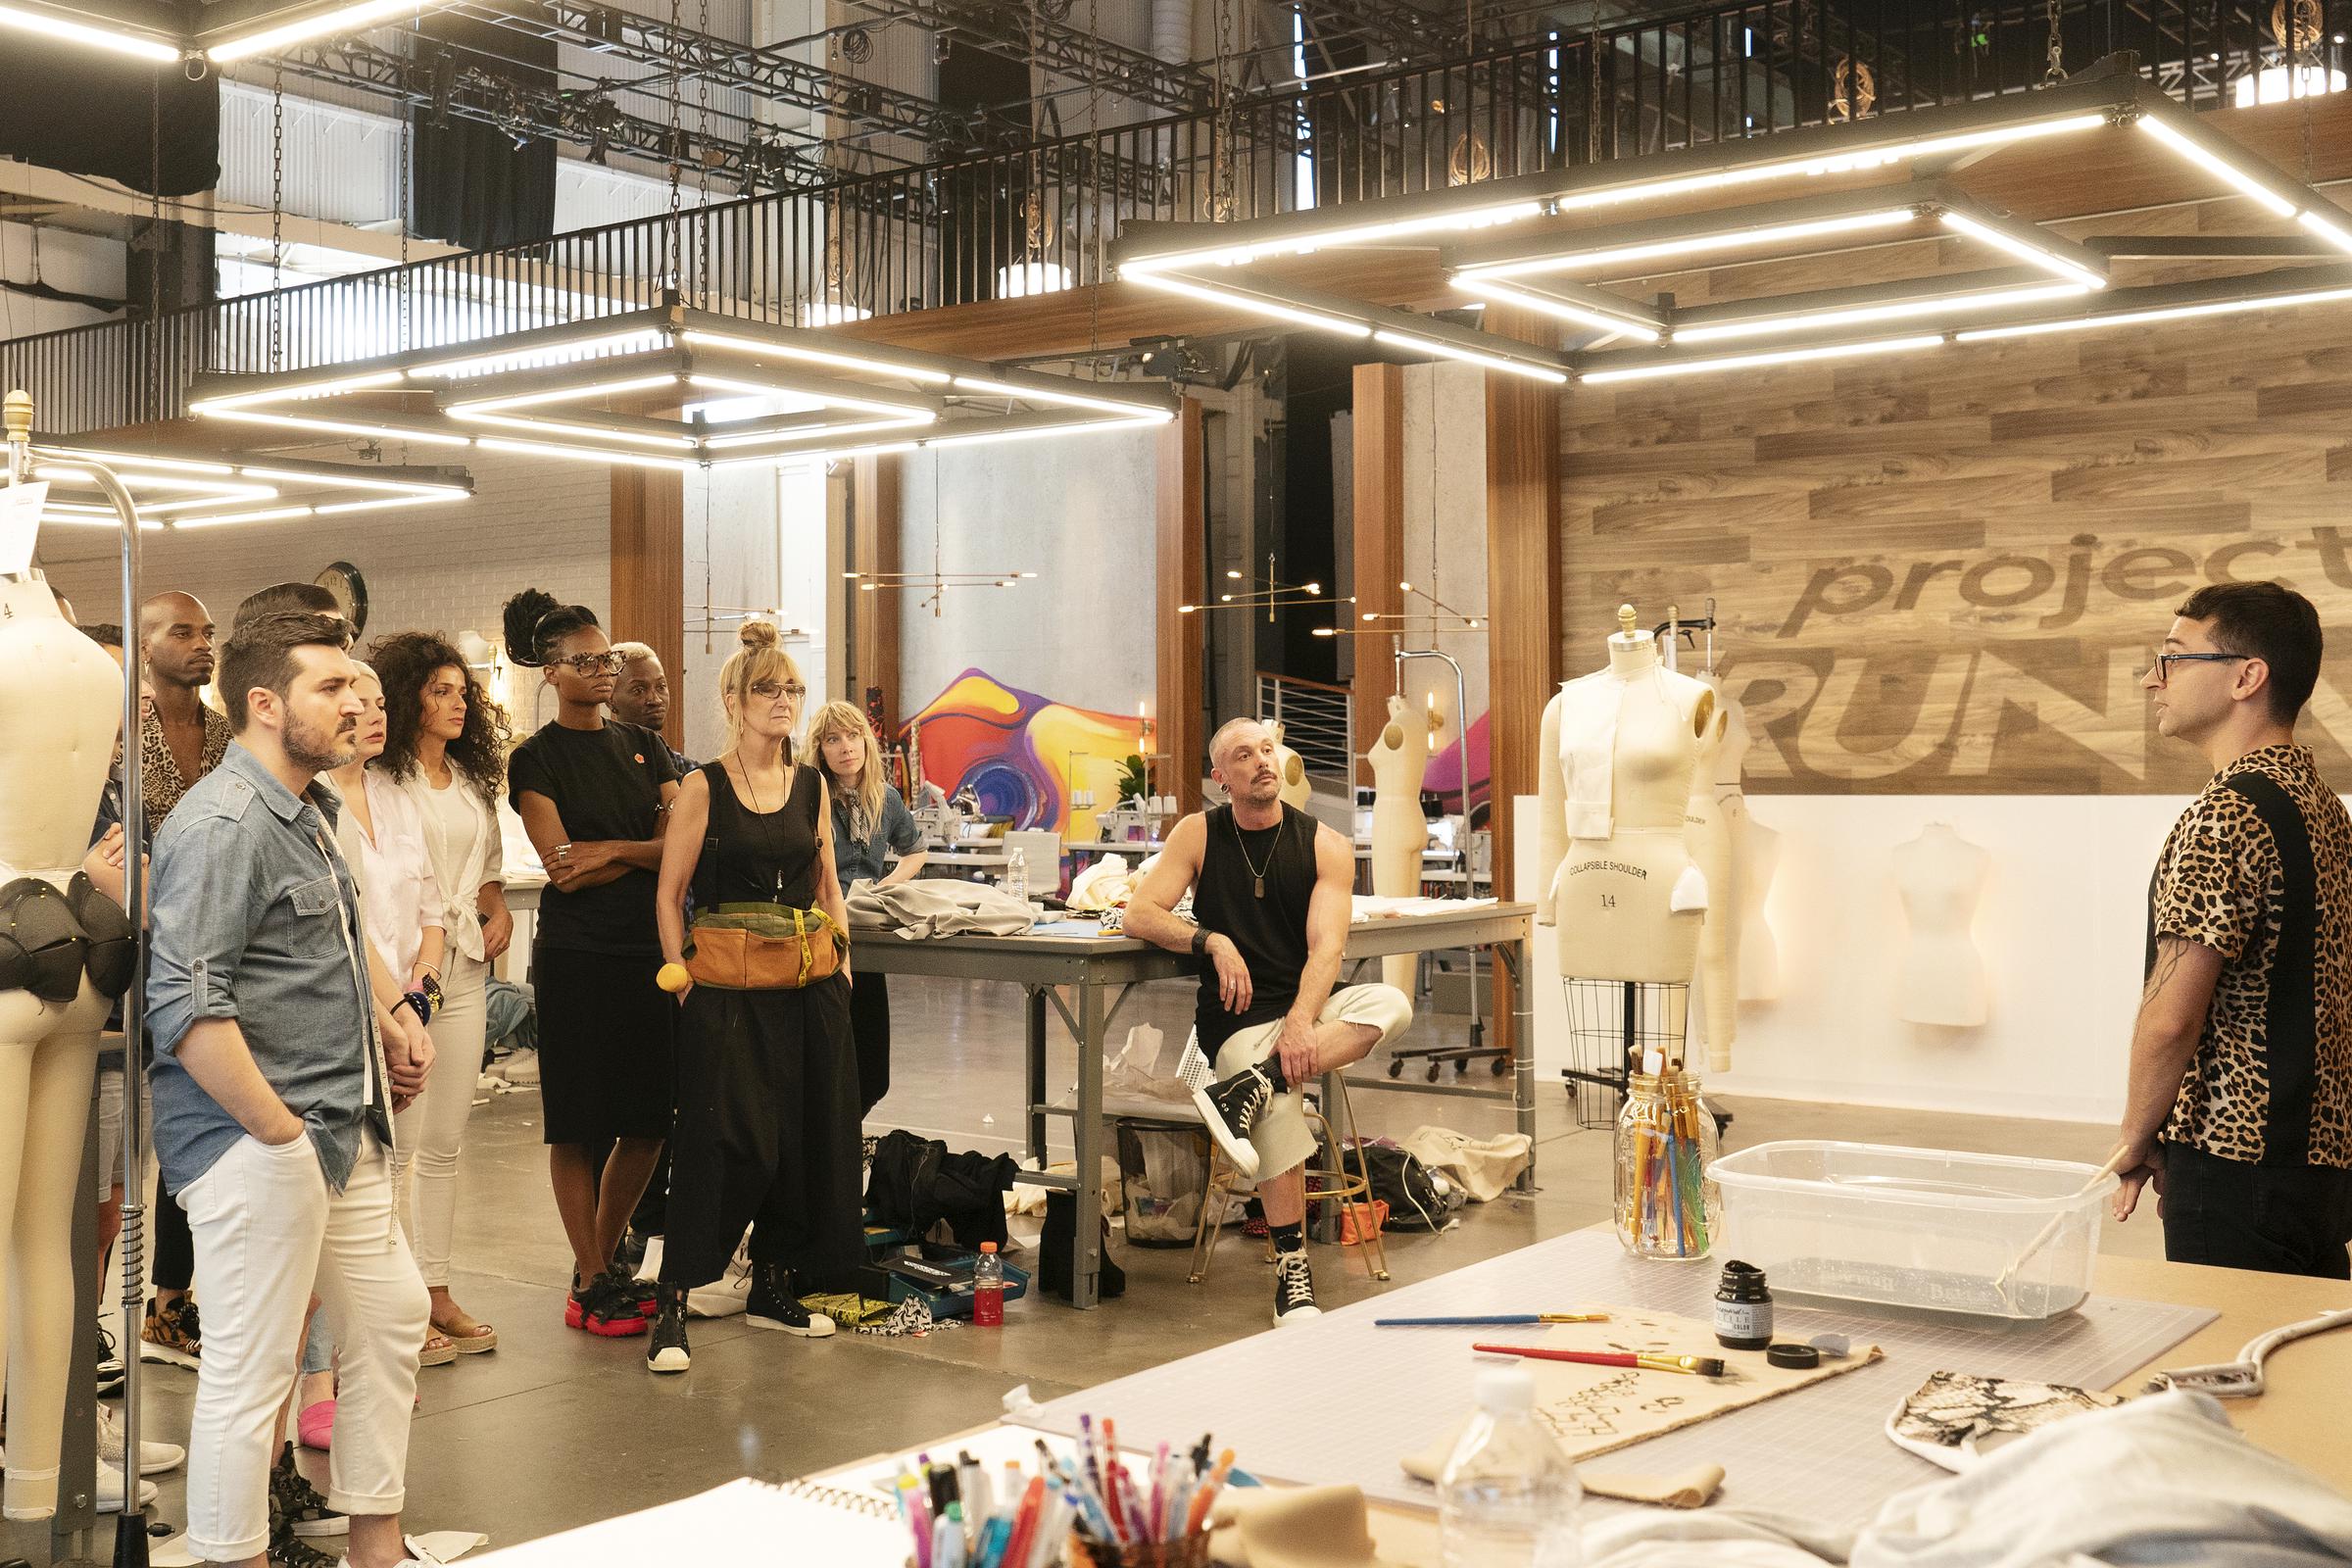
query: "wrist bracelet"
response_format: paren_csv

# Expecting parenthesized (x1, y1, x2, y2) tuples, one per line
(1190, 928, 1210, 959)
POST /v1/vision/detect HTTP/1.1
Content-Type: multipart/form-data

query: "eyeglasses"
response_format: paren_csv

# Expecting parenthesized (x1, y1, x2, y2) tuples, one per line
(2142, 649, 2250, 687)
(554, 651, 627, 675)
(747, 680, 808, 702)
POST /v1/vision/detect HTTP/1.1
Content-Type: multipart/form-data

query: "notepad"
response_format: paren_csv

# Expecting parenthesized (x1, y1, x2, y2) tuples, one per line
(466, 1477, 909, 1566)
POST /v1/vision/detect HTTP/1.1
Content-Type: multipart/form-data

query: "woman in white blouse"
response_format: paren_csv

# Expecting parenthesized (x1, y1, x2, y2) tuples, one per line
(371, 632, 514, 1358)
(325, 662, 456, 1369)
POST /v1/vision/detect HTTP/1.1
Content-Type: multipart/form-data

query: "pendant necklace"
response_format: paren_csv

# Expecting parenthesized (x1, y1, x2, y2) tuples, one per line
(1235, 810, 1283, 900)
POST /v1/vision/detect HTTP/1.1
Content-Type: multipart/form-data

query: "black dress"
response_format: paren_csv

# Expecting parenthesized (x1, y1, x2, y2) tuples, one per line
(659, 760, 863, 1291)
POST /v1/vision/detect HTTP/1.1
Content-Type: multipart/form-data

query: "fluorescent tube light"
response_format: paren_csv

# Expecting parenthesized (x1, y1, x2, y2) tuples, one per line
(313, 494, 466, 514)
(232, 465, 466, 495)
(1463, 208, 1917, 280)
(443, 371, 683, 415)
(47, 447, 236, 475)
(679, 329, 956, 385)
(1580, 333, 1945, 383)
(1954, 283, 2352, 341)
(189, 369, 405, 412)
(1118, 199, 1545, 275)
(1450, 275, 1664, 340)
(1370, 329, 1569, 383)
(191, 407, 478, 446)
(1937, 210, 2108, 288)
(922, 419, 1152, 450)
(683, 373, 928, 418)
(2136, 116, 2297, 217)
(0, 3, 177, 60)
(439, 412, 697, 450)
(2299, 211, 2352, 255)
(1118, 270, 1374, 338)
(172, 507, 318, 528)
(1671, 281, 2088, 344)
(702, 415, 934, 451)
(406, 329, 669, 380)
(207, 0, 422, 63)
(950, 375, 1174, 418)
(471, 437, 695, 469)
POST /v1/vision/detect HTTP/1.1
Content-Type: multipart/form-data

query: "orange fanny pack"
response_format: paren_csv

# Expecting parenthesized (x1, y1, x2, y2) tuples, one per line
(682, 903, 845, 991)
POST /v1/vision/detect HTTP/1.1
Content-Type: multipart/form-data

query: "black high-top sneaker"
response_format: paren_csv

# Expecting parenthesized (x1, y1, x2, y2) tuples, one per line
(1191, 1059, 1282, 1178)
(745, 1265, 838, 1338)
(646, 1288, 691, 1374)
(1271, 1248, 1321, 1327)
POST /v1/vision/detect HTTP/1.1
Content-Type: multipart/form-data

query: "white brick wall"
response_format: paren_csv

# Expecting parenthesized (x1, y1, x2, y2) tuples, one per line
(32, 450, 611, 684)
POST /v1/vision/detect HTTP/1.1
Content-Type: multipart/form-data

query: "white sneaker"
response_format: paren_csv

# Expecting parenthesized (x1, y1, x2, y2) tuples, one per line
(687, 1238, 753, 1320)
(340, 1538, 449, 1566)
(97, 1457, 159, 1514)
(98, 1404, 184, 1475)
(495, 1047, 539, 1087)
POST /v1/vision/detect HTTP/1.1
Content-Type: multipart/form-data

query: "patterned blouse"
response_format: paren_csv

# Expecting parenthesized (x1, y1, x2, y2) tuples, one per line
(139, 702, 231, 832)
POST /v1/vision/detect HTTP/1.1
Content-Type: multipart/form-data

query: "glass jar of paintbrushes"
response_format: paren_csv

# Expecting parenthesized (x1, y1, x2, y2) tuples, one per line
(1612, 1051, 1721, 1260)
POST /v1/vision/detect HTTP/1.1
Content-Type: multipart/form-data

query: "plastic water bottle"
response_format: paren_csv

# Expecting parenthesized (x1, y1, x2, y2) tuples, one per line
(1439, 1365, 1582, 1568)
(972, 1243, 1004, 1326)
(1004, 848, 1028, 903)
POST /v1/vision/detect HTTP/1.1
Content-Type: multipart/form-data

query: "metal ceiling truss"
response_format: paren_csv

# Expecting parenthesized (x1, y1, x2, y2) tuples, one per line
(846, 0, 1212, 117)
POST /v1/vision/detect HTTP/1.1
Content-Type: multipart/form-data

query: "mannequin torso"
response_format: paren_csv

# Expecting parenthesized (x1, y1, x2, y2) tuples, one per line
(1273, 722, 1313, 812)
(1737, 815, 1782, 1001)
(1537, 631, 1715, 984)
(1687, 675, 1744, 1069)
(1367, 694, 1434, 992)
(1892, 821, 1990, 1027)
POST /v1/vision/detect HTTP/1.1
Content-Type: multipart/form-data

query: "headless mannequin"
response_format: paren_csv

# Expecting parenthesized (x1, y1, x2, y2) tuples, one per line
(1685, 675, 1745, 1073)
(0, 571, 125, 1520)
(1536, 611, 1716, 989)
(1893, 822, 1990, 1027)
(1366, 693, 1433, 996)
(1272, 722, 1313, 812)
(1738, 816, 1783, 1002)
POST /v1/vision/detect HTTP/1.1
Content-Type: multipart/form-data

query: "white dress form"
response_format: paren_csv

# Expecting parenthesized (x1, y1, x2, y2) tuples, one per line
(0, 571, 125, 1521)
(1536, 614, 1716, 990)
(1272, 721, 1313, 812)
(1685, 676, 1744, 1072)
(1892, 821, 1991, 1027)
(1737, 816, 1783, 1002)
(1367, 693, 1433, 995)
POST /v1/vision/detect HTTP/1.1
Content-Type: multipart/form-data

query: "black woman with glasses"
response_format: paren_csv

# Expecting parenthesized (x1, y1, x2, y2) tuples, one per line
(501, 589, 681, 1338)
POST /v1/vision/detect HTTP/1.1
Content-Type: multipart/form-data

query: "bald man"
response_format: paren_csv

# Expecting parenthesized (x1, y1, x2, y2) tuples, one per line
(135, 590, 231, 1367)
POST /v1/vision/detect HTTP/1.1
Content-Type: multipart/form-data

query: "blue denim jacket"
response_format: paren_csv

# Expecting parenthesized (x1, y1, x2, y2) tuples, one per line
(829, 782, 921, 887)
(147, 743, 390, 1195)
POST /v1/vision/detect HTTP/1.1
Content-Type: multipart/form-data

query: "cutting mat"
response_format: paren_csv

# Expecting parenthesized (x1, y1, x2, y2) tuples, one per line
(1016, 1229, 2215, 1528)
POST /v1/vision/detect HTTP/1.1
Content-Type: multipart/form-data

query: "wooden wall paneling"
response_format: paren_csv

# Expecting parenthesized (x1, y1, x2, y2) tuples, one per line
(850, 454, 903, 736)
(1350, 363, 1406, 788)
(610, 467, 685, 752)
(1157, 397, 1206, 813)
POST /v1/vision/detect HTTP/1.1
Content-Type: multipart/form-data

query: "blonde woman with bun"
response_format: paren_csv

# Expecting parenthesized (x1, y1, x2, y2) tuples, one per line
(647, 622, 860, 1374)
(808, 700, 923, 1114)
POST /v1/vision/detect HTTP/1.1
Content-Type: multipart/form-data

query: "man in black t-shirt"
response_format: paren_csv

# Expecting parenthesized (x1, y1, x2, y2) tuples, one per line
(1127, 718, 1412, 1326)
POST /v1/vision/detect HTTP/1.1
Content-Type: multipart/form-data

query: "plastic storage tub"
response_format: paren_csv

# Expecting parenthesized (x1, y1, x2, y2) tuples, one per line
(1711, 1141, 2116, 1321)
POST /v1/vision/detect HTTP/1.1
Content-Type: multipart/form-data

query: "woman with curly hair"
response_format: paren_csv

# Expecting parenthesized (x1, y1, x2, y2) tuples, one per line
(369, 630, 515, 1358)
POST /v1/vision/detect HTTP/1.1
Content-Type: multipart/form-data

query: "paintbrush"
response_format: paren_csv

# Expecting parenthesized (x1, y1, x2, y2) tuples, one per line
(1472, 1344, 1728, 1377)
(1374, 1313, 1611, 1327)
(1991, 1145, 2130, 1304)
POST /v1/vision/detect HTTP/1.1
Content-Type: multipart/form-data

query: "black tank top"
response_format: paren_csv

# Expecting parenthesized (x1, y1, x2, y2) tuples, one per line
(696, 760, 822, 908)
(1194, 802, 1320, 1053)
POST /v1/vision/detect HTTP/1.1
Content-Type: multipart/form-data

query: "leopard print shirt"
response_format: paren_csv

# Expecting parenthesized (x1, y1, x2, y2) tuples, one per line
(2149, 744, 2352, 1167)
(138, 702, 230, 832)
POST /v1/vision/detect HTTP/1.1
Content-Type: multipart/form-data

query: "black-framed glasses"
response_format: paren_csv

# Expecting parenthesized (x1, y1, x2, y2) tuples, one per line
(2142, 649, 2250, 687)
(748, 679, 808, 702)
(554, 651, 627, 675)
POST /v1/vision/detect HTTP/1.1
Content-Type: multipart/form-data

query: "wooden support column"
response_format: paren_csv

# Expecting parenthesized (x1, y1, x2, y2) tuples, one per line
(1156, 396, 1205, 813)
(850, 453, 903, 736)
(610, 467, 685, 753)
(1483, 305, 1564, 1054)
(1350, 362, 1405, 791)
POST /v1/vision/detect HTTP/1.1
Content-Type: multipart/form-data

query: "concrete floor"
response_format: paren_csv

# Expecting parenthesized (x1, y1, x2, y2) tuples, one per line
(79, 974, 2162, 1561)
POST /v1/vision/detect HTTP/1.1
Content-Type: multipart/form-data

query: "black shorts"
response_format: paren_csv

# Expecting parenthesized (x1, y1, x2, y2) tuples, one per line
(533, 945, 676, 1146)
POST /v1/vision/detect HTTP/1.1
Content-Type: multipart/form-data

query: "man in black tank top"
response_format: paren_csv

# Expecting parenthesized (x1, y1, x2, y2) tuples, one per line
(1127, 718, 1413, 1325)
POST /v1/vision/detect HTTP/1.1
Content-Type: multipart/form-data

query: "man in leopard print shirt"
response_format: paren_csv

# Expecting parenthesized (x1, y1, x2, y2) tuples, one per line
(2117, 581, 2352, 1278)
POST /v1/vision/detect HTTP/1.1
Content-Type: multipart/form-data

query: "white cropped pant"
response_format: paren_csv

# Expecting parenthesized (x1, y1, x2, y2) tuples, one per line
(1209, 983, 1413, 1178)
(181, 1128, 428, 1562)
(394, 953, 486, 1288)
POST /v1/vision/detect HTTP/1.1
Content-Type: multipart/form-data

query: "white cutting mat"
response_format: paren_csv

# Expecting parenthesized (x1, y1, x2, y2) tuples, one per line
(1016, 1229, 2215, 1528)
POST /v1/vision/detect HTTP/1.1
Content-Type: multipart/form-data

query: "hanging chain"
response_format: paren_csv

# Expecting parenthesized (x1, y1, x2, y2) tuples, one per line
(2042, 0, 2065, 83)
(1209, 0, 1237, 220)
(696, 0, 711, 307)
(663, 0, 684, 297)
(271, 61, 285, 370)
(150, 74, 165, 422)
(2295, 1, 2319, 182)
(1587, 37, 1603, 162)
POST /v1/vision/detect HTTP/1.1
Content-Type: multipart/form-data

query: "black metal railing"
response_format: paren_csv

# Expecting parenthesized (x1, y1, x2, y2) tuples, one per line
(8, 0, 2348, 433)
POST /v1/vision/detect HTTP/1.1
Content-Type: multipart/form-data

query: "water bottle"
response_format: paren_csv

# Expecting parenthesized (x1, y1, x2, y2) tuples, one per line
(972, 1243, 1004, 1326)
(1439, 1365, 1582, 1568)
(1004, 847, 1028, 903)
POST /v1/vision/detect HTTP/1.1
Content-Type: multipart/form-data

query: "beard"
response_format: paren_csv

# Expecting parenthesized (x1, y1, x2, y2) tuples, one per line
(1236, 771, 1282, 804)
(286, 712, 361, 771)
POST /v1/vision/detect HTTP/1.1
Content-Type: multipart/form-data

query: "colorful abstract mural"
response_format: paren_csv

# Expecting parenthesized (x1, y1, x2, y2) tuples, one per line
(903, 669, 1149, 839)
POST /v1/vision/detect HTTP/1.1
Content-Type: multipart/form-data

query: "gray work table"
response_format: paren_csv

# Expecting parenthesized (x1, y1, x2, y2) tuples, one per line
(848, 900, 1537, 1309)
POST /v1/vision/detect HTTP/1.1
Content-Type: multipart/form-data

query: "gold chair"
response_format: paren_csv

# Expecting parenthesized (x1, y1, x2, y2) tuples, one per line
(1187, 1074, 1392, 1286)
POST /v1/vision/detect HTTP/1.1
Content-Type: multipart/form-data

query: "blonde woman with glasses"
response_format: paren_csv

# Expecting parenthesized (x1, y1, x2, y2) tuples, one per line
(808, 700, 924, 1114)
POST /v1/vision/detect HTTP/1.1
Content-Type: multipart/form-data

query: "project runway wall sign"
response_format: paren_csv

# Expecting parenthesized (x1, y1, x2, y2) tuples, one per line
(1561, 306, 2352, 796)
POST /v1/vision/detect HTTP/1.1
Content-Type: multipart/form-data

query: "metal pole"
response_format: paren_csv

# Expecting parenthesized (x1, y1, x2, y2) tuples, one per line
(8, 390, 151, 1559)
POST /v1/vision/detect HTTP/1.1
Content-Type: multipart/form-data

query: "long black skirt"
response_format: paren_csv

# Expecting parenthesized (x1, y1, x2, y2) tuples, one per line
(851, 968, 892, 1116)
(659, 971, 864, 1291)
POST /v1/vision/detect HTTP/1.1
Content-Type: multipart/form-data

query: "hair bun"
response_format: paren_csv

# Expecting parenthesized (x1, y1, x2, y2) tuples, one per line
(502, 588, 560, 667)
(738, 619, 780, 652)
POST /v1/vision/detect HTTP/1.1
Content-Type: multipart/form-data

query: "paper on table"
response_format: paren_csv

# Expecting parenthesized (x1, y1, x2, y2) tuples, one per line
(465, 1478, 906, 1566)
(0, 481, 48, 574)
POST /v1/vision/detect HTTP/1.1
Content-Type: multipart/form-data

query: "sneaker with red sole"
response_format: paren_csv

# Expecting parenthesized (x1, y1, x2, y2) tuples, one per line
(564, 1271, 650, 1337)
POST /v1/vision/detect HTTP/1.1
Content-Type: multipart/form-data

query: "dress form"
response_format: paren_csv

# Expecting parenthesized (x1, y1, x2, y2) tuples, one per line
(1737, 816, 1783, 1002)
(1892, 821, 1990, 1027)
(1536, 608, 1716, 989)
(1366, 693, 1433, 995)
(0, 570, 125, 1521)
(1685, 675, 1744, 1072)
(1272, 721, 1313, 812)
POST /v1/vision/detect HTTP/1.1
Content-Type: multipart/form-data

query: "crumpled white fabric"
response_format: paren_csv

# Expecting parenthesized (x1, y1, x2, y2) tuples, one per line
(1398, 1125, 1533, 1202)
(1580, 1392, 2352, 1568)
(1670, 861, 1709, 912)
(846, 877, 1037, 939)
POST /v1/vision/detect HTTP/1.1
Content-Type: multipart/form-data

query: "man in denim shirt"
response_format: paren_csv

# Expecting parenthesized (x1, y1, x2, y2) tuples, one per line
(146, 611, 437, 1568)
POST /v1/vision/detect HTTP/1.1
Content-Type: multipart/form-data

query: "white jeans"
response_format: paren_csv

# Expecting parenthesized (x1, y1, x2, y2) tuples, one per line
(181, 1128, 429, 1561)
(1210, 984, 1413, 1177)
(395, 954, 486, 1288)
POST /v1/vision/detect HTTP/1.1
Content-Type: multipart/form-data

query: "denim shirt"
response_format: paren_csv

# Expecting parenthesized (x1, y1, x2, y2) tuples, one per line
(147, 743, 390, 1196)
(828, 782, 921, 887)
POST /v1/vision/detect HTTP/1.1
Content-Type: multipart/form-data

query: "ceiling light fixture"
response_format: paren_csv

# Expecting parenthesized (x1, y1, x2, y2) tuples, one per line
(2299, 211, 2352, 255)
(1449, 275, 1665, 340)
(1371, 329, 1569, 382)
(1670, 279, 2089, 344)
(2135, 114, 2297, 217)
(1121, 270, 1375, 338)
(203, 0, 426, 61)
(443, 370, 686, 416)
(1461, 208, 1918, 281)
(678, 327, 956, 385)
(0, 1, 176, 60)
(1579, 333, 1946, 384)
(1936, 210, 2109, 288)
(1953, 278, 2352, 341)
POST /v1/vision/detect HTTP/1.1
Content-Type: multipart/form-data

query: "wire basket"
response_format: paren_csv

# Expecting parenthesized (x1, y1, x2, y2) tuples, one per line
(1561, 979, 1690, 1131)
